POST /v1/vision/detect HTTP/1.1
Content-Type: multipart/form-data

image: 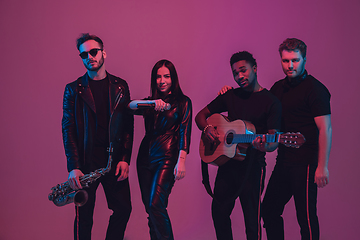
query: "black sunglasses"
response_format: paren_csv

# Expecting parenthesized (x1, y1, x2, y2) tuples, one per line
(79, 48, 103, 59)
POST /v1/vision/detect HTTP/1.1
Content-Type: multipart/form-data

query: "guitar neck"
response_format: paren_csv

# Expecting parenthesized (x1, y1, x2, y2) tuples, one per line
(232, 133, 278, 144)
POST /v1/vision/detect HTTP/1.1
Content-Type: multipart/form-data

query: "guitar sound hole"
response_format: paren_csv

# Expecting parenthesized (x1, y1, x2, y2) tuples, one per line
(226, 132, 234, 144)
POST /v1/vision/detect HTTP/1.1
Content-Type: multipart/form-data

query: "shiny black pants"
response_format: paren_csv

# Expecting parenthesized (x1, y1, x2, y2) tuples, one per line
(74, 173, 132, 240)
(137, 159, 175, 240)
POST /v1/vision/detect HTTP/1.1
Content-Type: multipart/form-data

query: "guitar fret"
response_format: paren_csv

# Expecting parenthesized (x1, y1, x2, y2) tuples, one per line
(266, 135, 275, 142)
(233, 134, 276, 143)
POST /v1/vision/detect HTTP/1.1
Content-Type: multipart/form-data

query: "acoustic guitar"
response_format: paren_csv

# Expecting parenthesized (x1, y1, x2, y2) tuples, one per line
(199, 114, 306, 166)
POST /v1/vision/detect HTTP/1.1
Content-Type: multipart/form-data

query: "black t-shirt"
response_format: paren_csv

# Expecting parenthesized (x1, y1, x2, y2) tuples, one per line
(270, 73, 331, 166)
(88, 76, 110, 169)
(207, 88, 282, 165)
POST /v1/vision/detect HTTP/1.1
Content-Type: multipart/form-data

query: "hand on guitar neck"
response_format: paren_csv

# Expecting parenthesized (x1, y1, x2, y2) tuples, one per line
(252, 130, 279, 152)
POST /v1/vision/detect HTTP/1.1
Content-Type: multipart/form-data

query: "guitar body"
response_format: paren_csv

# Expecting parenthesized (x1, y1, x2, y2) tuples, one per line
(199, 114, 256, 166)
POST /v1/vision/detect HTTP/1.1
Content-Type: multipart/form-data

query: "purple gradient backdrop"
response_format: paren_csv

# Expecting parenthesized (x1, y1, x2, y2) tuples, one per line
(1, 0, 359, 239)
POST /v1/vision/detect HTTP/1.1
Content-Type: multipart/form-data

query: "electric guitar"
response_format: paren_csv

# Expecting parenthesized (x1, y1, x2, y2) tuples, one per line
(199, 114, 306, 166)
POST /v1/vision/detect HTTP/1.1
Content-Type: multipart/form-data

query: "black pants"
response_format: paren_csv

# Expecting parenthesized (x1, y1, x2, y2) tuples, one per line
(137, 159, 175, 240)
(262, 163, 319, 240)
(212, 159, 265, 240)
(74, 170, 132, 240)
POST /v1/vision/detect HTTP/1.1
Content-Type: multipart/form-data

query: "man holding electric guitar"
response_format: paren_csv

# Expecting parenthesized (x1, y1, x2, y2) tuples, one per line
(195, 51, 282, 240)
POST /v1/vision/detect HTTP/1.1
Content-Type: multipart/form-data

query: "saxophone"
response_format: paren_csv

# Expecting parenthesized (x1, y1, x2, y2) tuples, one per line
(48, 143, 113, 207)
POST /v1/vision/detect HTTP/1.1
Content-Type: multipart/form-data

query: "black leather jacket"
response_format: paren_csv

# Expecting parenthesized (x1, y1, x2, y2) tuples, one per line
(62, 72, 134, 172)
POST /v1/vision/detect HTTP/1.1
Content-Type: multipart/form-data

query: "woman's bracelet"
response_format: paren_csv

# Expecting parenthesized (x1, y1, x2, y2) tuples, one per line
(203, 124, 213, 134)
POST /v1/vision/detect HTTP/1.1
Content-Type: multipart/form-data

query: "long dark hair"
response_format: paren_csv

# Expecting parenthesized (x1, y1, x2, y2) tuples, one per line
(150, 59, 184, 99)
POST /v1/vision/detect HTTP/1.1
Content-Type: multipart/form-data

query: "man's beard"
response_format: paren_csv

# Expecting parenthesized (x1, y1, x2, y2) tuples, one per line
(85, 56, 104, 72)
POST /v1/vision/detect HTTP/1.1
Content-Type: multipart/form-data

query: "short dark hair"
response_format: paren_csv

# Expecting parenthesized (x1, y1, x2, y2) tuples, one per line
(76, 33, 104, 50)
(279, 38, 307, 58)
(230, 51, 257, 67)
(150, 59, 184, 99)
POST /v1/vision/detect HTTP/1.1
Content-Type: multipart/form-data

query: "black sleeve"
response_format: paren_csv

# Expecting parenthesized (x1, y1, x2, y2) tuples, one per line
(207, 91, 229, 114)
(267, 95, 282, 131)
(179, 96, 192, 154)
(119, 81, 134, 164)
(62, 83, 81, 172)
(308, 80, 331, 117)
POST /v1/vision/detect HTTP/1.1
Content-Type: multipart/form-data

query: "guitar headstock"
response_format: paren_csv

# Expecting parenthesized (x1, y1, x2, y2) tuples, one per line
(279, 132, 306, 148)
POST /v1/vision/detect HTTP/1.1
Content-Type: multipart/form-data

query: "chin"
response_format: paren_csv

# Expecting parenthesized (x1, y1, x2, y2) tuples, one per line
(287, 74, 296, 78)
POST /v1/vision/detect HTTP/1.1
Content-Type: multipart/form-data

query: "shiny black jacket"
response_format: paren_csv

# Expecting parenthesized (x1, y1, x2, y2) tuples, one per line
(137, 94, 192, 164)
(62, 72, 134, 172)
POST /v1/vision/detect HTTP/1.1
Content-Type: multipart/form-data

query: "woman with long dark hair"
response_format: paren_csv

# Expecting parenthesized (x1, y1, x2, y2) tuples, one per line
(129, 59, 192, 239)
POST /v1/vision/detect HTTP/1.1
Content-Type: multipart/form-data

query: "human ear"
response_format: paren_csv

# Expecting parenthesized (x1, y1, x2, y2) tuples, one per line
(253, 65, 257, 73)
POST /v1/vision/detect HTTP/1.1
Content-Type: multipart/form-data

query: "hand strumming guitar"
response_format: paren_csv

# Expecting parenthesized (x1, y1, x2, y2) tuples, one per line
(203, 124, 220, 143)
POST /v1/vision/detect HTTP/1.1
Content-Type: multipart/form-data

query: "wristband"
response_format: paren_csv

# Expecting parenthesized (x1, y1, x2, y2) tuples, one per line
(203, 124, 213, 134)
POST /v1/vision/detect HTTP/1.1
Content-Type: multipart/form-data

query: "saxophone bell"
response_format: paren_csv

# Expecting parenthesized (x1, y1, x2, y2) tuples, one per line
(73, 190, 88, 207)
(51, 189, 88, 207)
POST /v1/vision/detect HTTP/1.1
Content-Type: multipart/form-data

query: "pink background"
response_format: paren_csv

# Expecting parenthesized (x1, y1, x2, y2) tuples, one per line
(1, 0, 359, 239)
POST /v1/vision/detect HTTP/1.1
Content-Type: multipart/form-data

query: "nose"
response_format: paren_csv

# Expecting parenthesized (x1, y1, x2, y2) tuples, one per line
(289, 61, 293, 69)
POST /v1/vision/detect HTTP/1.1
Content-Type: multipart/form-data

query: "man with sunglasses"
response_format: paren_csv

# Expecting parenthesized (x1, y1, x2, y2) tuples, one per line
(62, 33, 134, 240)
